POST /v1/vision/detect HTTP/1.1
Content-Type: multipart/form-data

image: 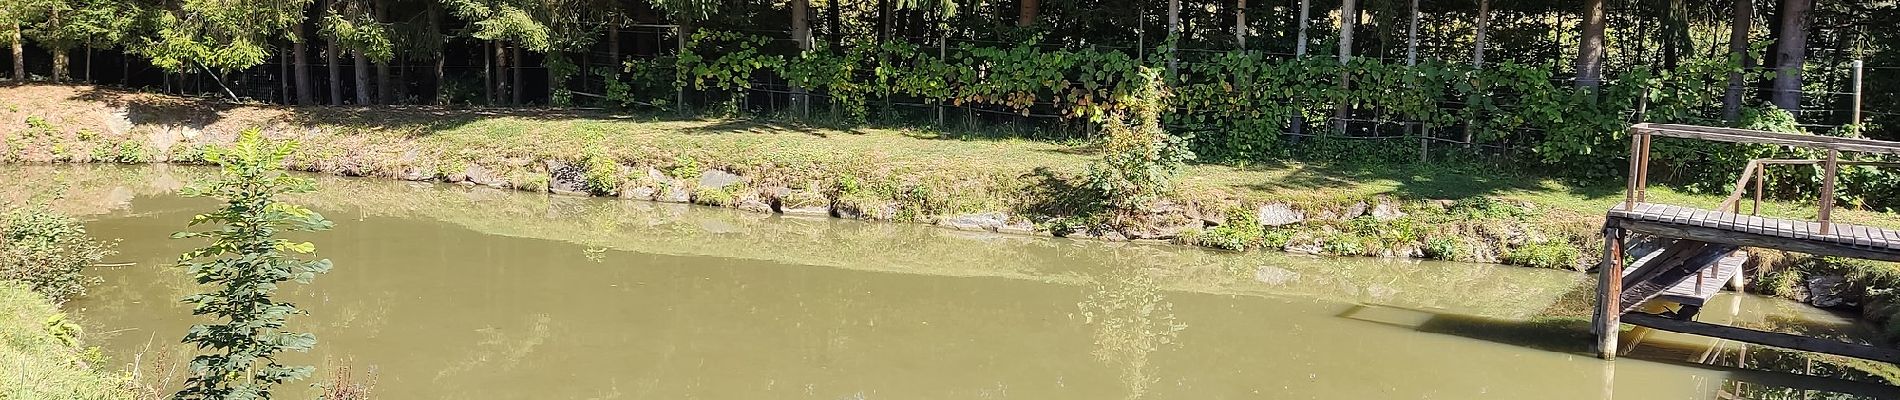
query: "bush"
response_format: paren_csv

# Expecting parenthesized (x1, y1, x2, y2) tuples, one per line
(1504, 241, 1582, 270)
(0, 207, 113, 303)
(0, 281, 128, 399)
(1181, 210, 1266, 251)
(1084, 68, 1195, 212)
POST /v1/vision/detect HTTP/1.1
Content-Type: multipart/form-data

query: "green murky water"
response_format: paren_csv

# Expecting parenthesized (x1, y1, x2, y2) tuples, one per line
(14, 165, 1894, 399)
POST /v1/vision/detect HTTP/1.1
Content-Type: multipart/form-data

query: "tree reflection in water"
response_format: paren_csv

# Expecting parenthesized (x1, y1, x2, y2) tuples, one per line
(1076, 251, 1187, 400)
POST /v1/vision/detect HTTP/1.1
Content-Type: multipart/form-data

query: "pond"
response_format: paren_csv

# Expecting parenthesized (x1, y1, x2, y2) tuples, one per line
(20, 165, 1893, 399)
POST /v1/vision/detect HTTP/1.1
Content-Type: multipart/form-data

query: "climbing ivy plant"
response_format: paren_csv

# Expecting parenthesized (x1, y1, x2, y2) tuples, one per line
(172, 129, 334, 400)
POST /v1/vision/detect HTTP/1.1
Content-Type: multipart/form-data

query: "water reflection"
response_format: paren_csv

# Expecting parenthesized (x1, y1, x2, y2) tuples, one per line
(12, 164, 1897, 399)
(1076, 255, 1186, 399)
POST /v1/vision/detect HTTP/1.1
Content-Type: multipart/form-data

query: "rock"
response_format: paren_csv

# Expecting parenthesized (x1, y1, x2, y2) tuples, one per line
(621, 186, 658, 200)
(782, 205, 832, 217)
(1807, 275, 1851, 308)
(544, 159, 589, 194)
(1340, 201, 1369, 220)
(104, 106, 134, 135)
(940, 212, 1009, 232)
(1185, 204, 1225, 226)
(1253, 266, 1301, 285)
(736, 197, 773, 213)
(1370, 201, 1406, 220)
(996, 221, 1040, 235)
(400, 166, 433, 181)
(1256, 203, 1305, 227)
(658, 186, 691, 203)
(458, 165, 507, 188)
(934, 212, 1010, 231)
(1098, 231, 1128, 241)
(697, 169, 745, 190)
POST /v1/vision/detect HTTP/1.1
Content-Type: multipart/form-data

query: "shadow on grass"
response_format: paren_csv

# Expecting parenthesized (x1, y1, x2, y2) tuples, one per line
(62, 85, 705, 137)
(1227, 158, 1626, 202)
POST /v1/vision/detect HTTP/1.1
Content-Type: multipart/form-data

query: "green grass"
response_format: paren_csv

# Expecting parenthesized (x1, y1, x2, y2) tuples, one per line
(0, 281, 128, 399)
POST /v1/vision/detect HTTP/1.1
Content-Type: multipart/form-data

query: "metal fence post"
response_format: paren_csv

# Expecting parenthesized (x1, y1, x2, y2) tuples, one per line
(1852, 59, 1863, 130)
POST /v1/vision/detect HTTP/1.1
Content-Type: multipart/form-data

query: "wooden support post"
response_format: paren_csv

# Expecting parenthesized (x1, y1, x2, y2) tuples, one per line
(1596, 227, 1625, 360)
(1820, 149, 1838, 234)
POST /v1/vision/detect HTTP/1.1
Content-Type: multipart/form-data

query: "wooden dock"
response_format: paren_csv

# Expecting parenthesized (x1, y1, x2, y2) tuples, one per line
(1594, 123, 1900, 366)
(1609, 202, 1900, 262)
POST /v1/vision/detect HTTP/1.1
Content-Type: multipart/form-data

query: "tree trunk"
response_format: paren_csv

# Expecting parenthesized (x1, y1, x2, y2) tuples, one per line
(1473, 0, 1489, 66)
(51, 50, 67, 82)
(1018, 0, 1039, 27)
(607, 20, 620, 66)
(354, 50, 372, 105)
(294, 23, 314, 105)
(1576, 0, 1607, 89)
(1662, 0, 1688, 70)
(827, 0, 841, 48)
(1405, 0, 1419, 66)
(1235, 0, 1246, 48)
(425, 2, 444, 104)
(280, 47, 289, 103)
(1335, 0, 1357, 133)
(1467, 0, 1491, 146)
(511, 45, 522, 105)
(374, 0, 392, 104)
(1168, 0, 1179, 75)
(1295, 0, 1309, 56)
(484, 41, 495, 105)
(877, 0, 890, 44)
(1723, 0, 1753, 122)
(84, 46, 92, 82)
(792, 0, 811, 113)
(1772, 0, 1810, 111)
(326, 39, 342, 104)
(322, 0, 341, 104)
(9, 23, 23, 82)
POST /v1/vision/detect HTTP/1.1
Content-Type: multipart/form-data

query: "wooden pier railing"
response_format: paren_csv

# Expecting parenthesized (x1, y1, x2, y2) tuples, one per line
(1599, 123, 1900, 364)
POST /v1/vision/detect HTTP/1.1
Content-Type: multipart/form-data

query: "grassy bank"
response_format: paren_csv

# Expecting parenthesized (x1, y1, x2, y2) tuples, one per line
(6, 83, 1900, 270)
(0, 281, 127, 399)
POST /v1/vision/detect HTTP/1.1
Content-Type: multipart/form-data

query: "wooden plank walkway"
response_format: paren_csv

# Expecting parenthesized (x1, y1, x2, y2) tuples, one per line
(1608, 202, 1900, 262)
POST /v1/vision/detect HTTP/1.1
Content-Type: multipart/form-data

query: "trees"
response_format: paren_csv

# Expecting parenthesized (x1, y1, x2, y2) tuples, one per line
(443, 0, 552, 105)
(1724, 0, 1754, 121)
(1576, 0, 1607, 89)
(172, 130, 334, 400)
(1773, 0, 1811, 111)
(140, 0, 315, 100)
(320, 0, 391, 105)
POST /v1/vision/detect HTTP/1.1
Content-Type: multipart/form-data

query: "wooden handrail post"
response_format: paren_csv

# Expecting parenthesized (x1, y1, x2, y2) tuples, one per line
(1753, 163, 1764, 215)
(1625, 128, 1641, 210)
(1820, 149, 1838, 234)
(1637, 132, 1652, 203)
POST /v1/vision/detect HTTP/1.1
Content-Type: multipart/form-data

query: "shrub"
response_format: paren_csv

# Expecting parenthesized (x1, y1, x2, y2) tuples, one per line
(691, 185, 738, 207)
(581, 151, 621, 195)
(1504, 241, 1582, 270)
(1182, 211, 1266, 251)
(0, 281, 129, 399)
(172, 130, 335, 398)
(1423, 237, 1464, 261)
(1084, 68, 1194, 212)
(0, 206, 113, 303)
